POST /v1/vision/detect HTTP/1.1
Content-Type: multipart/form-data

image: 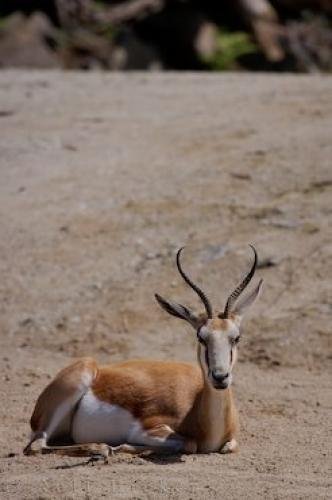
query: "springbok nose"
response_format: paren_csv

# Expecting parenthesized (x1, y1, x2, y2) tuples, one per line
(211, 370, 229, 383)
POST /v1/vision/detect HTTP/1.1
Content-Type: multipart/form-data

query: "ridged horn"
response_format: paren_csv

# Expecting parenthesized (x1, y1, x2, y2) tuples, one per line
(176, 247, 213, 319)
(221, 245, 258, 318)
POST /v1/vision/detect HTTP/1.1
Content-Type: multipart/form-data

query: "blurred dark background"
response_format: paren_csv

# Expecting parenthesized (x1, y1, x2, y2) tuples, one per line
(0, 0, 331, 71)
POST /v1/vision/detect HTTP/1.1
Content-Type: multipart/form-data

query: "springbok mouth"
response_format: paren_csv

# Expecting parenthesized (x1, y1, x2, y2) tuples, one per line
(212, 382, 229, 390)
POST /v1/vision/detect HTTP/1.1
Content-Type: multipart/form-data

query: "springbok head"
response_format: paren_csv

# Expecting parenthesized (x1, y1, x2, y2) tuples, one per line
(155, 246, 263, 390)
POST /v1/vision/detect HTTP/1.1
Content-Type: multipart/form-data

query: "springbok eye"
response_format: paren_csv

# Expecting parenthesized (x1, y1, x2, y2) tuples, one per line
(231, 336, 240, 346)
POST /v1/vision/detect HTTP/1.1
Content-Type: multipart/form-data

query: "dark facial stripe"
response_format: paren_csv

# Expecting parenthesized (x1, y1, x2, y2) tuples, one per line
(204, 346, 210, 374)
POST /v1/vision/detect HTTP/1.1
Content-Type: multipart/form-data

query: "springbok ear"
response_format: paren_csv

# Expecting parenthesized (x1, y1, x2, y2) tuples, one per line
(155, 293, 200, 329)
(232, 279, 263, 318)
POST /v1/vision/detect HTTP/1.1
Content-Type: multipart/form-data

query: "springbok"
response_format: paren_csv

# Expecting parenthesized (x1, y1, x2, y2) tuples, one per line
(24, 245, 262, 463)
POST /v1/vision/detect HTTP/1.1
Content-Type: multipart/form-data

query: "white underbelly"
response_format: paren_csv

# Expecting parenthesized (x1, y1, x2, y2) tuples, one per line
(71, 390, 138, 445)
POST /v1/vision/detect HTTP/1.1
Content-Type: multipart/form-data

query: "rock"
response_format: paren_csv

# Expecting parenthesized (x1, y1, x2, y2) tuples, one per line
(230, 172, 252, 180)
(194, 21, 218, 60)
(302, 222, 319, 234)
(0, 12, 59, 68)
(111, 27, 162, 70)
(0, 110, 15, 117)
(19, 317, 34, 327)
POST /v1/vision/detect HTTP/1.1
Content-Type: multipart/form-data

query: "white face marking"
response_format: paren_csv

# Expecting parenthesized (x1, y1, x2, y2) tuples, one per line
(198, 320, 240, 390)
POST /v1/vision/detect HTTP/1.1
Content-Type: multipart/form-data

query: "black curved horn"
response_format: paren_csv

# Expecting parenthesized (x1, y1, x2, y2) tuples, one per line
(222, 245, 258, 318)
(176, 247, 213, 319)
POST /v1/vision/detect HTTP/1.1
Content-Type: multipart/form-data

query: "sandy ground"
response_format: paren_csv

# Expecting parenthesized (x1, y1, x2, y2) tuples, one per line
(0, 71, 331, 499)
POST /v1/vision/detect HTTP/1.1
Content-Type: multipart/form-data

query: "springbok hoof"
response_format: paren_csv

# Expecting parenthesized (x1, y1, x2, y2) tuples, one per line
(219, 439, 238, 454)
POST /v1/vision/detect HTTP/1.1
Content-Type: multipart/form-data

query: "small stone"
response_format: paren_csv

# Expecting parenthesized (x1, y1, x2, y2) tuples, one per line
(19, 317, 33, 327)
(63, 143, 77, 152)
(302, 222, 319, 234)
(230, 172, 251, 180)
(0, 110, 14, 117)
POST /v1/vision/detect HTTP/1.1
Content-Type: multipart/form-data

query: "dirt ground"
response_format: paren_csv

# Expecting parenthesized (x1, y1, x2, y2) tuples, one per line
(0, 71, 331, 499)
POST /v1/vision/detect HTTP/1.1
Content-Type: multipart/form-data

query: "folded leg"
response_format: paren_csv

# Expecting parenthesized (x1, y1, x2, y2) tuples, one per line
(127, 423, 197, 454)
(24, 432, 110, 463)
(24, 424, 197, 464)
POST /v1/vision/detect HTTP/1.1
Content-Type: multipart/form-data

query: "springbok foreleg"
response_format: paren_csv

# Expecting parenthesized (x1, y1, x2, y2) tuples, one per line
(219, 438, 238, 454)
(125, 423, 197, 454)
